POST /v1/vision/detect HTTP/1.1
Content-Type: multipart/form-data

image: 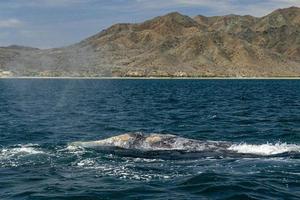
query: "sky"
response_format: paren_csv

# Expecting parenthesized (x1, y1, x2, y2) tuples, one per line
(0, 0, 299, 48)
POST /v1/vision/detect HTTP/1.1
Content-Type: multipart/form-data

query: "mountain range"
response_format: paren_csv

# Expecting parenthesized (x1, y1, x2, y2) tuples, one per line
(0, 6, 299, 77)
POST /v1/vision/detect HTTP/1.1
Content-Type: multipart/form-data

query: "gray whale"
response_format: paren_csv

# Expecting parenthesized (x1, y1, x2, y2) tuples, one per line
(69, 133, 300, 159)
(70, 132, 234, 159)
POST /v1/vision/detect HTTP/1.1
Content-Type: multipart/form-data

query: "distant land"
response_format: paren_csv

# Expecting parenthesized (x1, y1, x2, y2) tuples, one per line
(0, 6, 299, 77)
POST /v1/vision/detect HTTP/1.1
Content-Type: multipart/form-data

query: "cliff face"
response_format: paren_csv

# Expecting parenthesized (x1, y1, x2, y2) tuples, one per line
(1, 7, 300, 77)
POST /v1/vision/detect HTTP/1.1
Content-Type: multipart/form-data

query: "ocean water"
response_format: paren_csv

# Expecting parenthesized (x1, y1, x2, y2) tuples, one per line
(0, 79, 300, 199)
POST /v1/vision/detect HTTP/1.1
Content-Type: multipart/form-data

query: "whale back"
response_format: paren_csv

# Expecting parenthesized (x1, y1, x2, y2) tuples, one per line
(69, 133, 300, 159)
(70, 132, 230, 152)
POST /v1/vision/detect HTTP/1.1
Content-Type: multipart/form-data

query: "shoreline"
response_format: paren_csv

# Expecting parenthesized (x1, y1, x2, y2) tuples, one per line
(1, 76, 300, 80)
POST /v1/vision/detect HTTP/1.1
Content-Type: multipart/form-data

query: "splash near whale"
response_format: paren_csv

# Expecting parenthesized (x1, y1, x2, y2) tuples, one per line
(69, 133, 300, 159)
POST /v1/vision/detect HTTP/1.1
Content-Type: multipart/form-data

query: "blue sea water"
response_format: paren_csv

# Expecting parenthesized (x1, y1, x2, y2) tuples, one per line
(0, 79, 300, 199)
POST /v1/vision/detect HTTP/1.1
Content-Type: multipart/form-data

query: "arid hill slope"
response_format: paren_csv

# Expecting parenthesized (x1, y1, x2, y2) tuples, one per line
(0, 7, 299, 77)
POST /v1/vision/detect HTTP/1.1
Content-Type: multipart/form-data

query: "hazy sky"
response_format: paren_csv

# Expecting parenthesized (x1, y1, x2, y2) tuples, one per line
(0, 0, 299, 48)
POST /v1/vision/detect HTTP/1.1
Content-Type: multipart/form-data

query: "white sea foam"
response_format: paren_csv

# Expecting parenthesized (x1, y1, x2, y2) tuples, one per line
(66, 144, 85, 152)
(77, 158, 96, 167)
(75, 157, 184, 181)
(228, 143, 300, 156)
(0, 144, 44, 159)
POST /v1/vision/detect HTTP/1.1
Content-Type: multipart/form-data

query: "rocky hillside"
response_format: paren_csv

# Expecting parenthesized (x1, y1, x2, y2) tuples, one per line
(0, 6, 299, 77)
